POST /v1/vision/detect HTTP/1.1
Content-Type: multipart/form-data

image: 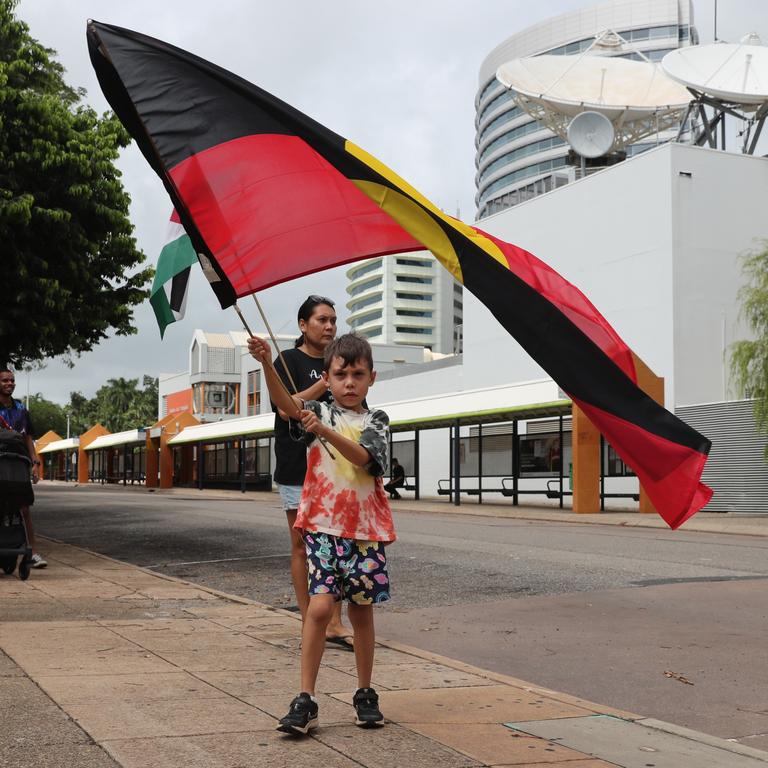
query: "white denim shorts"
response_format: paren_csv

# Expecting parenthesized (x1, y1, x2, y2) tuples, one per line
(277, 484, 303, 512)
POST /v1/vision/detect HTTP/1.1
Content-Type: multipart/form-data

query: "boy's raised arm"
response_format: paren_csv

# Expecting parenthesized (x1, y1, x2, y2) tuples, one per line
(247, 337, 303, 419)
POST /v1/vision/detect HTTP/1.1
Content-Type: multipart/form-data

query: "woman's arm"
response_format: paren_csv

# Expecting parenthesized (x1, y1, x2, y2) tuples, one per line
(247, 337, 303, 419)
(276, 376, 327, 421)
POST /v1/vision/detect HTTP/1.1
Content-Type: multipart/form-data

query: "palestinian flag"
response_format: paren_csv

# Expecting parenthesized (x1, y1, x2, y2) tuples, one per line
(87, 21, 712, 529)
(149, 210, 197, 337)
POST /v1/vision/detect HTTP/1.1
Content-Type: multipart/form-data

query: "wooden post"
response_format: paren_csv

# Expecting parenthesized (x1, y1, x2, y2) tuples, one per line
(571, 404, 600, 513)
(34, 431, 62, 481)
(632, 354, 665, 514)
(78, 424, 110, 484)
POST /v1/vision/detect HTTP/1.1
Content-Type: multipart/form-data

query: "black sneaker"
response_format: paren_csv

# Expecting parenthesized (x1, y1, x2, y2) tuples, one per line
(353, 687, 384, 727)
(277, 692, 318, 735)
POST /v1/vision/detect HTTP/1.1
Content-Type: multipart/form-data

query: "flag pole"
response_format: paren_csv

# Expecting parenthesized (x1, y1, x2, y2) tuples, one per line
(233, 302, 335, 460)
(251, 295, 299, 395)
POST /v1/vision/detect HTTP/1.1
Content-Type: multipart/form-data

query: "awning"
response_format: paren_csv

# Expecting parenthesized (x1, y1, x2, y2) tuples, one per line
(168, 379, 572, 445)
(85, 430, 147, 451)
(168, 413, 274, 446)
(38, 437, 79, 454)
(387, 380, 570, 432)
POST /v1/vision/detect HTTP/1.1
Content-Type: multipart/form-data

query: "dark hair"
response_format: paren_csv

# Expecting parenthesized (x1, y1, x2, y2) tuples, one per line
(323, 333, 373, 372)
(294, 295, 336, 348)
(0, 367, 14, 376)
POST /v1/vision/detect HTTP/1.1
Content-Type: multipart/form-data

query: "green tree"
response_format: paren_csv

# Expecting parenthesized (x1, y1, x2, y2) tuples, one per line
(65, 390, 97, 435)
(0, 0, 151, 368)
(124, 375, 159, 427)
(27, 393, 67, 438)
(72, 376, 157, 433)
(731, 242, 768, 459)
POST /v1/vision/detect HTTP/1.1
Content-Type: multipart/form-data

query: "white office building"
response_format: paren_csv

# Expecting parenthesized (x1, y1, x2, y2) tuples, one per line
(475, 0, 697, 219)
(345, 252, 463, 355)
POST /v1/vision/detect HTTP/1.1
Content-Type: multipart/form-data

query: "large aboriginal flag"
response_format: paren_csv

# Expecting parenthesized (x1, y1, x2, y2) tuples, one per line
(87, 21, 712, 528)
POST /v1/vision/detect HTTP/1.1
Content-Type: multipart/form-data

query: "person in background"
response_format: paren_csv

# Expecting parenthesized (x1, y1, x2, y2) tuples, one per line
(268, 296, 353, 649)
(383, 457, 406, 500)
(0, 367, 46, 568)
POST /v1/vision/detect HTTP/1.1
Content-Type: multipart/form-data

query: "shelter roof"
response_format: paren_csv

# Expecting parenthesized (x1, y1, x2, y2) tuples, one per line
(85, 429, 147, 451)
(38, 437, 79, 454)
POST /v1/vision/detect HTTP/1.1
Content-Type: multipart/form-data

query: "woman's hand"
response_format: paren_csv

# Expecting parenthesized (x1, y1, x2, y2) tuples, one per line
(247, 336, 272, 364)
(300, 409, 327, 438)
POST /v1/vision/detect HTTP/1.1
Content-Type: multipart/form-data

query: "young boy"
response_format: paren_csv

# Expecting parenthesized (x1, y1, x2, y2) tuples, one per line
(247, 333, 395, 735)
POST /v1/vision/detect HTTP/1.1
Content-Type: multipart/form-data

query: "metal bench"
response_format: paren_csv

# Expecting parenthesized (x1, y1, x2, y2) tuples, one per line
(501, 478, 572, 499)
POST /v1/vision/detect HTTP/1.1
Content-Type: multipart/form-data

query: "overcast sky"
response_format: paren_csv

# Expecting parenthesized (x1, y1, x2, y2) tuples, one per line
(13, 0, 767, 405)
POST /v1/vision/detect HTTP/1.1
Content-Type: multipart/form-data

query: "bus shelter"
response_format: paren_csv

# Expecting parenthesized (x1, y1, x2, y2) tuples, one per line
(85, 429, 148, 485)
(164, 377, 652, 514)
(166, 413, 274, 492)
(38, 437, 79, 481)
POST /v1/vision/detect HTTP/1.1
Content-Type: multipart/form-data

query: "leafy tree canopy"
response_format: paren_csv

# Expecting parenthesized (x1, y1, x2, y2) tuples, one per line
(27, 393, 67, 438)
(66, 376, 158, 434)
(0, 0, 151, 367)
(731, 242, 768, 459)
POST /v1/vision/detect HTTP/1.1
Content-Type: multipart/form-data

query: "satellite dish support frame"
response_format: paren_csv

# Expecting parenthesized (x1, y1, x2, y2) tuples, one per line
(676, 88, 768, 155)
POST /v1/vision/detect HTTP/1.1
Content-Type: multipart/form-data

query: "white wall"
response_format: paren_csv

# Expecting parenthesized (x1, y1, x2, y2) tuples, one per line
(465, 144, 677, 403)
(671, 145, 768, 406)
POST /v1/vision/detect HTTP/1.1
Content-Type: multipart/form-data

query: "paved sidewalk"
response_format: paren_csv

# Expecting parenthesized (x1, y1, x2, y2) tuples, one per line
(2, 539, 768, 767)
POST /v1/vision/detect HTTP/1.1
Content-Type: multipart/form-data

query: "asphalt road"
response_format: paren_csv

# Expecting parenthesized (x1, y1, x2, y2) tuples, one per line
(26, 484, 768, 751)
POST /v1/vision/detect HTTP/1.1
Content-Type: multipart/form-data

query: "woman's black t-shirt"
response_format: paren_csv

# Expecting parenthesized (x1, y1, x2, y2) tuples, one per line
(272, 347, 331, 485)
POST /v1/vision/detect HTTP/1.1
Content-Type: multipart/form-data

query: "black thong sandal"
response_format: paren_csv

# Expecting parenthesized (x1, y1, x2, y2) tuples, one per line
(326, 635, 355, 651)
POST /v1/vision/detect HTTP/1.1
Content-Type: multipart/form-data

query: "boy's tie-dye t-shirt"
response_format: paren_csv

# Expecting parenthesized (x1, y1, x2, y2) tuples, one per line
(295, 401, 396, 543)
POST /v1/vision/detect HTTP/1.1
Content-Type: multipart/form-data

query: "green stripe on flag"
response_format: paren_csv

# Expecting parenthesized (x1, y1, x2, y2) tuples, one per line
(150, 289, 176, 338)
(150, 231, 198, 338)
(151, 234, 197, 288)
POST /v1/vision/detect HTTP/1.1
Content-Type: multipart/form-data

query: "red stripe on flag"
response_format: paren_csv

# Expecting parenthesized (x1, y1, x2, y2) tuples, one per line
(574, 398, 712, 529)
(479, 229, 637, 383)
(168, 134, 422, 296)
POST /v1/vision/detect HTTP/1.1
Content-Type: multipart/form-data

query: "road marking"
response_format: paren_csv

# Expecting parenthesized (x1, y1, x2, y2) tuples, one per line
(144, 554, 287, 569)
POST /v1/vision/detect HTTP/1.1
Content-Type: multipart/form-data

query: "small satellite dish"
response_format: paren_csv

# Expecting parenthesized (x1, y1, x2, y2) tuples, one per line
(662, 41, 768, 105)
(567, 111, 615, 157)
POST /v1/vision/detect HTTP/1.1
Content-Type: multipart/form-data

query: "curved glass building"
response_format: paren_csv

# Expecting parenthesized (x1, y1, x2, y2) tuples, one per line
(475, 0, 697, 219)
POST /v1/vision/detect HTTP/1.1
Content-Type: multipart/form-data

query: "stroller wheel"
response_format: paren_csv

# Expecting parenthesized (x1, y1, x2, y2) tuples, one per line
(2, 557, 16, 575)
(18, 560, 30, 580)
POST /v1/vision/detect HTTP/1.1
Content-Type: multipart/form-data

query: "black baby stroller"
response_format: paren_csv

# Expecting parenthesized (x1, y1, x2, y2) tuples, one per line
(0, 429, 34, 580)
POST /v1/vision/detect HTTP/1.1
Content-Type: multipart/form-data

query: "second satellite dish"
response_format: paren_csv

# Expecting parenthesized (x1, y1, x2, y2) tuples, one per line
(567, 111, 615, 157)
(662, 39, 768, 105)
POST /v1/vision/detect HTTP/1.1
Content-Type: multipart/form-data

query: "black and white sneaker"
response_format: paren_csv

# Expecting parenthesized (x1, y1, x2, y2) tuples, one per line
(353, 687, 384, 727)
(276, 692, 318, 735)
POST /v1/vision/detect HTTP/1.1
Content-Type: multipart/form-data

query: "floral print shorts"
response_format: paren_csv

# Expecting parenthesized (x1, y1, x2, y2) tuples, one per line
(304, 532, 390, 605)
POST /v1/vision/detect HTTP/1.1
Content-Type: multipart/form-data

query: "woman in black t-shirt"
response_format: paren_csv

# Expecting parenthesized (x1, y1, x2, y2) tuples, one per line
(269, 296, 353, 648)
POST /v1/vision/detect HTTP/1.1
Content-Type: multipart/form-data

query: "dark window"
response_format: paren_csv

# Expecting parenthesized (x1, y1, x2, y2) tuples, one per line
(396, 292, 432, 301)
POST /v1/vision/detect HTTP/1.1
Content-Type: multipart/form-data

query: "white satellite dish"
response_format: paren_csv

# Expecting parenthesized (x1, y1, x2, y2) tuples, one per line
(567, 111, 615, 157)
(496, 54, 691, 152)
(662, 40, 768, 105)
(662, 38, 768, 154)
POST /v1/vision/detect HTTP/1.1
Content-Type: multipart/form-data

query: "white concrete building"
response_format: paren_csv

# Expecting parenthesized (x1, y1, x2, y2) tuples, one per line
(345, 252, 463, 354)
(475, 0, 697, 219)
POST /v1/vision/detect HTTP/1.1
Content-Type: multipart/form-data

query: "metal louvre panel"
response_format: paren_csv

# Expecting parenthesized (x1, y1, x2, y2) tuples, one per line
(469, 422, 514, 437)
(676, 400, 768, 514)
(469, 418, 573, 438)
(526, 417, 572, 435)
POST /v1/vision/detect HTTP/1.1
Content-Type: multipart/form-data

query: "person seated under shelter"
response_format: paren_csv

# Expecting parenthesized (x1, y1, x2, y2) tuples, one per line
(383, 457, 406, 500)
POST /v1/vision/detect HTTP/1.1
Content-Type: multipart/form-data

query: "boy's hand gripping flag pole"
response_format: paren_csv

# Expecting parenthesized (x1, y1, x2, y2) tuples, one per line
(87, 20, 712, 529)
